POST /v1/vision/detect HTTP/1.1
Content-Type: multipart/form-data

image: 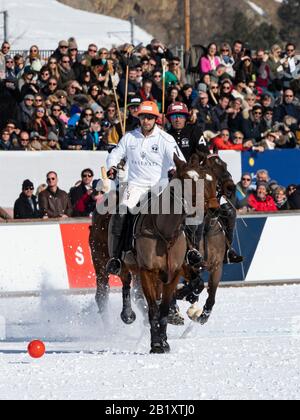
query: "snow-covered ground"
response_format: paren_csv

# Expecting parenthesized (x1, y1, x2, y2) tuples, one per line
(0, 285, 300, 400)
(0, 0, 152, 50)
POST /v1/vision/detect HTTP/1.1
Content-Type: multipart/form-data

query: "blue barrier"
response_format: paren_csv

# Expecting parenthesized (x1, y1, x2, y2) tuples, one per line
(242, 150, 300, 186)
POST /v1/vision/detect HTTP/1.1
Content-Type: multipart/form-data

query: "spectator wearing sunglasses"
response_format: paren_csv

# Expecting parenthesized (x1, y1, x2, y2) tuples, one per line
(50, 40, 70, 62)
(39, 172, 73, 219)
(274, 89, 300, 124)
(58, 55, 76, 87)
(14, 180, 40, 219)
(242, 105, 266, 143)
(235, 173, 254, 210)
(17, 94, 35, 130)
(69, 169, 98, 217)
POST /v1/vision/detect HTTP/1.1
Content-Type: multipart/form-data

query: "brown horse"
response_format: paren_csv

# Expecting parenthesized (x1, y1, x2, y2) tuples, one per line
(184, 153, 236, 325)
(90, 155, 219, 353)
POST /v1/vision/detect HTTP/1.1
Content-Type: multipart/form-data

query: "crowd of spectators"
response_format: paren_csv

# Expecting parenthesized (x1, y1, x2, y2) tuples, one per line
(0, 37, 300, 218)
(1, 38, 300, 152)
(234, 169, 300, 213)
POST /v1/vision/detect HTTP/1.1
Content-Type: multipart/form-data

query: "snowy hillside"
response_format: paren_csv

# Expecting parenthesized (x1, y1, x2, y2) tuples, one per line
(0, 0, 153, 50)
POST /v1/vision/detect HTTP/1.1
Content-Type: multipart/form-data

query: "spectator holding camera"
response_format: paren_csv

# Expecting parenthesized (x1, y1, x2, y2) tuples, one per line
(14, 180, 40, 219)
(39, 171, 73, 219)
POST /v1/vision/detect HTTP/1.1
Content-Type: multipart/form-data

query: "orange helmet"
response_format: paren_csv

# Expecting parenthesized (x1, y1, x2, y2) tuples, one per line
(137, 101, 160, 118)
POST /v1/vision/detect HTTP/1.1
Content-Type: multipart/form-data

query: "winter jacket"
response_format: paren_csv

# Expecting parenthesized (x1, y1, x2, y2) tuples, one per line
(248, 193, 278, 212)
(212, 136, 248, 151)
(18, 102, 35, 130)
(288, 186, 300, 210)
(14, 193, 40, 219)
(38, 188, 73, 218)
(200, 56, 220, 74)
(235, 182, 254, 209)
(274, 103, 300, 124)
(168, 124, 209, 161)
(69, 183, 96, 217)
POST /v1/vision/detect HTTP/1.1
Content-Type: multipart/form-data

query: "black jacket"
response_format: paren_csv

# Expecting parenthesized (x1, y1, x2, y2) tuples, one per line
(69, 183, 96, 217)
(289, 186, 300, 210)
(14, 193, 40, 219)
(168, 124, 209, 161)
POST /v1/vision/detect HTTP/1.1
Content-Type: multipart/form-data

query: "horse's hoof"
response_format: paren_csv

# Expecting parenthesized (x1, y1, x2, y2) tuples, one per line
(168, 308, 185, 326)
(197, 309, 212, 325)
(150, 344, 166, 354)
(162, 340, 171, 353)
(120, 311, 137, 325)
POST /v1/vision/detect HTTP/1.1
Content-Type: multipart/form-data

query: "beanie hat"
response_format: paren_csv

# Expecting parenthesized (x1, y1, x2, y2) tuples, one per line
(22, 179, 34, 190)
(48, 132, 58, 141)
(90, 102, 104, 114)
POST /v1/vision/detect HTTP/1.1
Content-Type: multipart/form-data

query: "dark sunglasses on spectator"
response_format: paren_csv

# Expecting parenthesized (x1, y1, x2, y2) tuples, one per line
(35, 98, 43, 102)
(287, 49, 295, 52)
(85, 112, 93, 116)
(21, 139, 30, 142)
(53, 108, 61, 112)
(154, 74, 162, 78)
(89, 49, 97, 53)
(222, 49, 229, 52)
(6, 60, 13, 63)
(223, 85, 231, 89)
(285, 94, 294, 97)
(254, 111, 262, 115)
(47, 177, 56, 182)
(30, 49, 38, 53)
(242, 178, 251, 181)
(70, 48, 78, 51)
(49, 82, 57, 86)
(62, 60, 70, 63)
(25, 187, 34, 191)
(60, 46, 68, 49)
(49, 61, 57, 64)
(83, 174, 93, 178)
(26, 98, 34, 102)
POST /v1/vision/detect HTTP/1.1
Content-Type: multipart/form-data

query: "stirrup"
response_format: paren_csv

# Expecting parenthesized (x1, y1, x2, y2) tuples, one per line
(106, 258, 122, 275)
(225, 249, 244, 264)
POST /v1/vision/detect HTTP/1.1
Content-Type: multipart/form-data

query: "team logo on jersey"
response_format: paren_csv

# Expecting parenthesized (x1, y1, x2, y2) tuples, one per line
(152, 144, 159, 153)
(181, 138, 190, 148)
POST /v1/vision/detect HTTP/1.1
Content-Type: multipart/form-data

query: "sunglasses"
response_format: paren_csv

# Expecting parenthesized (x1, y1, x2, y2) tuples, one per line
(70, 48, 78, 51)
(49, 82, 57, 86)
(25, 187, 34, 191)
(287, 49, 295, 52)
(47, 177, 56, 182)
(52, 108, 61, 112)
(83, 174, 93, 178)
(154, 74, 162, 78)
(242, 178, 251, 181)
(35, 99, 43, 102)
(139, 114, 156, 120)
(285, 95, 294, 98)
(49, 61, 57, 64)
(62, 60, 70, 64)
(222, 49, 229, 52)
(89, 49, 97, 53)
(254, 112, 262, 115)
(85, 113, 93, 116)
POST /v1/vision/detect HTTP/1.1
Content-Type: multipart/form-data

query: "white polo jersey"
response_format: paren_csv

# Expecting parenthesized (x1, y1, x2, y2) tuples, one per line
(107, 125, 186, 188)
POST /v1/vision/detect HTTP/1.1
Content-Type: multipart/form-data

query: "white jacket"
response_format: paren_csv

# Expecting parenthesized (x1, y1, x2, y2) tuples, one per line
(107, 125, 186, 188)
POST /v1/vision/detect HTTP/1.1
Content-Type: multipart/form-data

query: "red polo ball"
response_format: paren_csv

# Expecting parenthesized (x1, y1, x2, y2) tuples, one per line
(28, 340, 46, 359)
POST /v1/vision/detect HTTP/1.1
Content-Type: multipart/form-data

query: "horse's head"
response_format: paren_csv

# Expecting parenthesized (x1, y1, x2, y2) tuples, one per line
(202, 153, 236, 198)
(173, 153, 219, 213)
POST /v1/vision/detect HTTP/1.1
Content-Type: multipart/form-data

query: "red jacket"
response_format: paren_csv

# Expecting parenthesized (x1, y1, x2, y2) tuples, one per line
(248, 194, 278, 212)
(212, 136, 249, 151)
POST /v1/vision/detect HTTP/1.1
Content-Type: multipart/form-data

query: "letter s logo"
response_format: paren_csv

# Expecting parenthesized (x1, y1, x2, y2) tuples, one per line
(75, 246, 85, 266)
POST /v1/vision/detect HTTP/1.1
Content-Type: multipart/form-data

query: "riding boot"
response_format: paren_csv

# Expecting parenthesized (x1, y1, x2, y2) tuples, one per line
(185, 223, 206, 270)
(221, 204, 244, 264)
(106, 211, 128, 275)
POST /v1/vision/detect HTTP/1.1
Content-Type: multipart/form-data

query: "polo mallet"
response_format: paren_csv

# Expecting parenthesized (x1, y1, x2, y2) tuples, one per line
(108, 62, 124, 135)
(123, 63, 130, 135)
(161, 58, 167, 127)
